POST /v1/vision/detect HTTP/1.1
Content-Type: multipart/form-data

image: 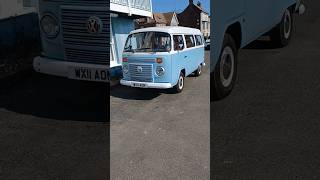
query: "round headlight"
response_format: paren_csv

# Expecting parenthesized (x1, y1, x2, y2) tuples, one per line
(40, 14, 60, 38)
(123, 64, 129, 74)
(156, 66, 165, 76)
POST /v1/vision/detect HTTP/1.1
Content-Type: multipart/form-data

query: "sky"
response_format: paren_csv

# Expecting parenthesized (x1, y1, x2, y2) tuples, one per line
(152, 0, 210, 14)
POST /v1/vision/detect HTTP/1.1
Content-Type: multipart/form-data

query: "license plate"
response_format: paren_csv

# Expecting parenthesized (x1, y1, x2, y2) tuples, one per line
(133, 83, 147, 88)
(69, 67, 108, 82)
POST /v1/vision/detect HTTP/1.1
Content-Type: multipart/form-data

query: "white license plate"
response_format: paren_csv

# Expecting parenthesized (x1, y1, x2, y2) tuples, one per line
(68, 67, 108, 82)
(132, 83, 147, 88)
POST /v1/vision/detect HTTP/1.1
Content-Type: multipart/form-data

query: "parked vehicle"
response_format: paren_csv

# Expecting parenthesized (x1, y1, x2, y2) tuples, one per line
(211, 0, 305, 100)
(205, 38, 210, 50)
(120, 26, 205, 93)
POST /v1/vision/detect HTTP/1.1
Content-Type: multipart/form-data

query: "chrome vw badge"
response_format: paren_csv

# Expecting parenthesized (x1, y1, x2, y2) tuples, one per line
(137, 66, 143, 73)
(87, 16, 103, 34)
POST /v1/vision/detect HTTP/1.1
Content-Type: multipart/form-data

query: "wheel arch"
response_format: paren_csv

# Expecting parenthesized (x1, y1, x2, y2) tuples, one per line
(225, 21, 243, 50)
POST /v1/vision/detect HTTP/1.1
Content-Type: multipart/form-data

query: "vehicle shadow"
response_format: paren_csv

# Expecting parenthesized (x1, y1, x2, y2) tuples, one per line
(110, 84, 177, 100)
(243, 37, 279, 50)
(0, 70, 108, 122)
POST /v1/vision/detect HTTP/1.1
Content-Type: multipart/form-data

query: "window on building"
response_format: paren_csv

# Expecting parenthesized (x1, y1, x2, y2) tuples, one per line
(185, 35, 195, 48)
(173, 35, 185, 51)
(195, 35, 203, 46)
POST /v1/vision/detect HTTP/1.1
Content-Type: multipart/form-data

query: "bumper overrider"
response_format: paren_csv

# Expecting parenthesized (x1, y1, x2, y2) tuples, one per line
(33, 56, 109, 82)
(120, 79, 173, 89)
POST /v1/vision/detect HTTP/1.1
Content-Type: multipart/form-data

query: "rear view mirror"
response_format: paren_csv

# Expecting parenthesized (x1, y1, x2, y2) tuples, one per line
(179, 43, 184, 50)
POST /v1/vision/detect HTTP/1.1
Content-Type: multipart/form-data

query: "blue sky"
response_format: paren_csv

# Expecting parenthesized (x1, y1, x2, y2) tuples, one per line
(152, 0, 210, 14)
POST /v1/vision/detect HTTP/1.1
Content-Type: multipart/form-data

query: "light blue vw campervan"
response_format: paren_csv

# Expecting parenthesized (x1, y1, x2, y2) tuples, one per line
(211, 0, 305, 100)
(120, 27, 205, 93)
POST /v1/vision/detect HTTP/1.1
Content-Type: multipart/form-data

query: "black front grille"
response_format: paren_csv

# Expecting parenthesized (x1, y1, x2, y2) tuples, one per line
(61, 8, 109, 65)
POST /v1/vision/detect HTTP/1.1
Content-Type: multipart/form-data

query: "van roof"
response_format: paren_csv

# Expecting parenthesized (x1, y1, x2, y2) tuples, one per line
(131, 26, 203, 35)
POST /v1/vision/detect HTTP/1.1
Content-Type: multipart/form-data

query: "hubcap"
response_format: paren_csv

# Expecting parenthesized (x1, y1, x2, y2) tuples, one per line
(220, 46, 235, 88)
(284, 10, 292, 39)
(178, 76, 184, 89)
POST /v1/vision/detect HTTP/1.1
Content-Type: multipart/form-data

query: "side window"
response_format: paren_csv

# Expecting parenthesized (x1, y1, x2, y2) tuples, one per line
(173, 35, 185, 51)
(185, 35, 195, 48)
(195, 35, 203, 46)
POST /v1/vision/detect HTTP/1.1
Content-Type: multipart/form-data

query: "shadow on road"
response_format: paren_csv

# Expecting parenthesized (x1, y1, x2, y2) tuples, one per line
(110, 84, 178, 100)
(0, 70, 108, 122)
(243, 39, 279, 50)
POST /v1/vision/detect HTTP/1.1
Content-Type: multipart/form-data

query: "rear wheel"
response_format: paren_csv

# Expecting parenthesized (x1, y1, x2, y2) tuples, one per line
(270, 8, 293, 47)
(212, 34, 238, 101)
(173, 72, 184, 93)
(194, 64, 202, 77)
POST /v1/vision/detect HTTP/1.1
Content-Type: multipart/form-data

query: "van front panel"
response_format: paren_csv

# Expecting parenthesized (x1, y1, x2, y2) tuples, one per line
(39, 0, 110, 65)
(122, 53, 172, 84)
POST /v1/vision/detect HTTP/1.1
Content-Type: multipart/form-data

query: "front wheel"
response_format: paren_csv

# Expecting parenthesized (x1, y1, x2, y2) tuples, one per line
(270, 8, 293, 47)
(212, 34, 238, 101)
(173, 72, 185, 93)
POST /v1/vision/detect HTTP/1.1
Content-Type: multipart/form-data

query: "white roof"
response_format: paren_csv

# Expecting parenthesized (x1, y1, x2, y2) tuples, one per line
(131, 26, 202, 35)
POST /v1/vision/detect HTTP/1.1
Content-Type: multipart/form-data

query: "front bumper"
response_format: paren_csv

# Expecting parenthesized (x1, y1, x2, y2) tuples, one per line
(33, 56, 109, 82)
(120, 79, 173, 89)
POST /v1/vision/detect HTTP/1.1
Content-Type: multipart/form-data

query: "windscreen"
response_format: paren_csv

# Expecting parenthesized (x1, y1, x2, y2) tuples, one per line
(124, 32, 171, 53)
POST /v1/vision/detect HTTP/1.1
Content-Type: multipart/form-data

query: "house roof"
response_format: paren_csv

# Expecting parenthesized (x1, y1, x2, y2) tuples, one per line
(153, 12, 176, 25)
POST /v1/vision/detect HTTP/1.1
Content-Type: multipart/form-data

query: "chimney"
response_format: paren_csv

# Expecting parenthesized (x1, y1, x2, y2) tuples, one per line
(189, 0, 193, 5)
(197, 1, 202, 7)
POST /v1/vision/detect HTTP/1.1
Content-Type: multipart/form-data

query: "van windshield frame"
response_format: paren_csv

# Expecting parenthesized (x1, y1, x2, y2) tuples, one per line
(124, 31, 172, 53)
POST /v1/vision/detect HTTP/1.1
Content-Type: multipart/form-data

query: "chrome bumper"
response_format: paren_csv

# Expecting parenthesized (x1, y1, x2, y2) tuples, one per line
(120, 79, 173, 89)
(33, 56, 109, 81)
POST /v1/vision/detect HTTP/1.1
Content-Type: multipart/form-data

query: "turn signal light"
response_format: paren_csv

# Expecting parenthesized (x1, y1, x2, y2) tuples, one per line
(156, 58, 163, 64)
(122, 57, 128, 62)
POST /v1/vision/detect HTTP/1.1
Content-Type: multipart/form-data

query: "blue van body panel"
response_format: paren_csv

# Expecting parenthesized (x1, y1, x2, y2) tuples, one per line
(122, 54, 173, 84)
(211, 0, 299, 72)
(122, 46, 204, 87)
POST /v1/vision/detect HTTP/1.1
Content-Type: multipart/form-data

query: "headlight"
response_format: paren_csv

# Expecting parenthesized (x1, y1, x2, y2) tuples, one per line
(156, 66, 165, 76)
(40, 13, 60, 38)
(123, 64, 129, 74)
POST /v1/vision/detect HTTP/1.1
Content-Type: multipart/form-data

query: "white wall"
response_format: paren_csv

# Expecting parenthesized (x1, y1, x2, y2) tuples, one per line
(0, 0, 37, 20)
(200, 12, 210, 38)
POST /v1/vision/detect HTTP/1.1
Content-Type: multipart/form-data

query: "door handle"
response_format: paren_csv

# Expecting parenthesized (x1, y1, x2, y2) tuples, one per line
(184, 56, 187, 58)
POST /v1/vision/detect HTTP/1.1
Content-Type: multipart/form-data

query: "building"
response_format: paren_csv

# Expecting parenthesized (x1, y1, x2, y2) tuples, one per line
(178, 0, 210, 39)
(0, 0, 37, 20)
(135, 12, 179, 29)
(110, 0, 152, 76)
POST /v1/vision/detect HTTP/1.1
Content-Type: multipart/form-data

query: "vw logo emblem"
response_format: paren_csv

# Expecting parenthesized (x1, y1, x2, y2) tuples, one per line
(137, 66, 143, 73)
(87, 16, 103, 34)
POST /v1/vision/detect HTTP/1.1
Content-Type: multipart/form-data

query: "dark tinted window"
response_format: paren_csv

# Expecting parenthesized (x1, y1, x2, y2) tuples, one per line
(185, 35, 195, 48)
(173, 35, 185, 51)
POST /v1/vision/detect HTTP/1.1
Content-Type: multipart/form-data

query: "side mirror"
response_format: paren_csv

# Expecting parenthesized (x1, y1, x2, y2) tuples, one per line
(166, 45, 171, 52)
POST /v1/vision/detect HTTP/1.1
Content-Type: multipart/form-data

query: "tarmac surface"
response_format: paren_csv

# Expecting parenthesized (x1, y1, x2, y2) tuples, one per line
(110, 51, 210, 179)
(211, 0, 320, 179)
(0, 72, 108, 179)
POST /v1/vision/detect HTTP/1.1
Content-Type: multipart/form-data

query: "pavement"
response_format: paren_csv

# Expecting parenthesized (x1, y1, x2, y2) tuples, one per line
(211, 0, 320, 179)
(110, 51, 210, 179)
(0, 72, 108, 180)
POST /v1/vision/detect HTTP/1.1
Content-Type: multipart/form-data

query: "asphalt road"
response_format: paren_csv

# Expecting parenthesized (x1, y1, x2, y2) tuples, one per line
(110, 51, 210, 179)
(0, 72, 108, 179)
(212, 1, 320, 179)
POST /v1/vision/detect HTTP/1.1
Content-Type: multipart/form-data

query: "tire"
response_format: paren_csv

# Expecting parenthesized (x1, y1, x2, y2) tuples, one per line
(212, 33, 238, 101)
(194, 64, 202, 77)
(173, 72, 185, 93)
(270, 8, 293, 47)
